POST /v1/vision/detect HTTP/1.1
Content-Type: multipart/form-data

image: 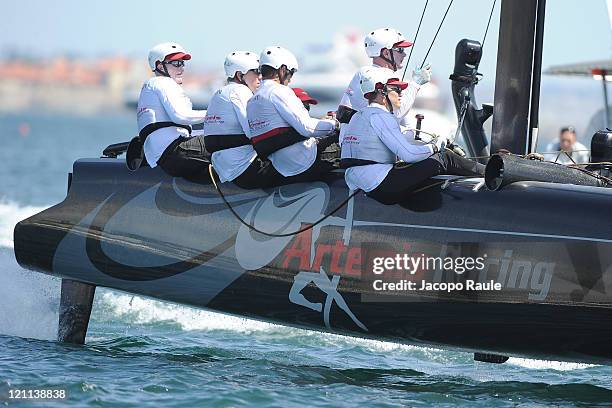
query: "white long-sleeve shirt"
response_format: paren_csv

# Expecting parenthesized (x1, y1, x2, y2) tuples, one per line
(203, 82, 257, 182)
(341, 103, 434, 192)
(137, 76, 207, 167)
(543, 141, 590, 164)
(246, 79, 336, 176)
(339, 65, 420, 127)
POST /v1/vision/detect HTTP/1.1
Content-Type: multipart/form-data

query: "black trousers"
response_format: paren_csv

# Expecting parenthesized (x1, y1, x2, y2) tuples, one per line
(232, 157, 287, 189)
(233, 140, 336, 189)
(367, 150, 485, 205)
(157, 136, 210, 180)
(286, 138, 337, 180)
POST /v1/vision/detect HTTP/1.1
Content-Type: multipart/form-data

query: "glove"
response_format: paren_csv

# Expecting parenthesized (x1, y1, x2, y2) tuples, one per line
(433, 133, 448, 153)
(450, 144, 466, 156)
(412, 63, 432, 86)
(327, 118, 340, 136)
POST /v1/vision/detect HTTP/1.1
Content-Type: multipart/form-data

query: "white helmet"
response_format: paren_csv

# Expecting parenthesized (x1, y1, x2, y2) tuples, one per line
(148, 42, 191, 71)
(259, 46, 299, 72)
(364, 28, 412, 58)
(360, 67, 408, 97)
(224, 51, 260, 78)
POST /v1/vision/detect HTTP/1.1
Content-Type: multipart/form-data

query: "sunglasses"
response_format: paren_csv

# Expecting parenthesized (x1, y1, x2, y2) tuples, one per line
(164, 60, 185, 68)
(391, 47, 406, 55)
(387, 86, 403, 95)
(248, 68, 261, 75)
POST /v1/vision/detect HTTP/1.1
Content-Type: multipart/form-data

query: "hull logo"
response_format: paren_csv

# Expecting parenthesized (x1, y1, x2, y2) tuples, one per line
(289, 268, 368, 332)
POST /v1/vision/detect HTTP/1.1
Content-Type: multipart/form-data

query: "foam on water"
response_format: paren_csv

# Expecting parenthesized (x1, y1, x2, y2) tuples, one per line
(94, 294, 499, 369)
(97, 290, 601, 373)
(0, 250, 60, 340)
(0, 200, 60, 340)
(97, 291, 428, 348)
(96, 291, 276, 333)
(507, 357, 595, 371)
(0, 200, 48, 248)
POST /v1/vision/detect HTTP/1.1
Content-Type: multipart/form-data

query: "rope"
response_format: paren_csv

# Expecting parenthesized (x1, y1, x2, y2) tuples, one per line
(538, 149, 590, 154)
(569, 162, 612, 167)
(420, 0, 455, 69)
(208, 164, 359, 238)
(547, 159, 612, 184)
(481, 0, 497, 50)
(464, 152, 612, 184)
(463, 150, 591, 160)
(402, 0, 429, 81)
(413, 129, 439, 139)
(555, 150, 575, 164)
(207, 145, 612, 238)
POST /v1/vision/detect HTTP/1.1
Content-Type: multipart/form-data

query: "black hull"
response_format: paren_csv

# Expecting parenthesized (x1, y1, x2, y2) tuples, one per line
(13, 158, 612, 364)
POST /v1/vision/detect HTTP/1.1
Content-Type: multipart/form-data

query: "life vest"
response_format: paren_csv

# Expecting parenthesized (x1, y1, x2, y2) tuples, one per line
(336, 105, 358, 124)
(203, 83, 254, 153)
(340, 107, 397, 168)
(204, 134, 251, 153)
(250, 127, 309, 158)
(138, 122, 192, 143)
(136, 76, 207, 168)
(136, 77, 199, 143)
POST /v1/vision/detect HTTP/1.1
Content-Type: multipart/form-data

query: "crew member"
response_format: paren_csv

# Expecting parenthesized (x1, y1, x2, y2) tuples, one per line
(543, 126, 589, 164)
(203, 51, 285, 189)
(246, 46, 340, 185)
(137, 42, 208, 178)
(292, 88, 318, 111)
(337, 27, 431, 127)
(340, 68, 485, 205)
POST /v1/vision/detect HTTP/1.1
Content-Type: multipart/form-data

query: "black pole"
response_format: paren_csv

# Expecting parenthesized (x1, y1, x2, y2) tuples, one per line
(491, 0, 539, 154)
(527, 0, 546, 153)
(602, 71, 610, 128)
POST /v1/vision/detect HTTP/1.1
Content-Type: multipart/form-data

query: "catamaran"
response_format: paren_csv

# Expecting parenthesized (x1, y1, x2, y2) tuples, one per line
(13, 0, 612, 365)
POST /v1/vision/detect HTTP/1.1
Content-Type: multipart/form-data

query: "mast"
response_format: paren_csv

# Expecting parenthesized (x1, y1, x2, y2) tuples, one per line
(602, 71, 611, 128)
(528, 0, 546, 153)
(491, 0, 545, 154)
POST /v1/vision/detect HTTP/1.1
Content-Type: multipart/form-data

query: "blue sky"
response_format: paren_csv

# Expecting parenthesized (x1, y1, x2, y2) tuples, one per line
(3, 0, 611, 84)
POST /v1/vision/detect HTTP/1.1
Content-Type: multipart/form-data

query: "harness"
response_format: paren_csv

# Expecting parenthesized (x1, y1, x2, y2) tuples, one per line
(138, 121, 192, 143)
(339, 158, 380, 169)
(250, 127, 309, 158)
(204, 134, 251, 153)
(336, 105, 358, 124)
(204, 126, 309, 157)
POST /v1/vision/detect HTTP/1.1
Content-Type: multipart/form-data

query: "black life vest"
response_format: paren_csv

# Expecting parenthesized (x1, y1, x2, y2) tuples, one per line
(204, 134, 251, 153)
(250, 127, 309, 158)
(336, 105, 358, 124)
(138, 122, 192, 143)
(339, 158, 379, 169)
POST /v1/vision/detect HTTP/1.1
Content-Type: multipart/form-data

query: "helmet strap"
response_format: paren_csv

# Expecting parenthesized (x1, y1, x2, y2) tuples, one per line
(235, 72, 247, 86)
(380, 49, 398, 72)
(278, 66, 287, 85)
(381, 86, 394, 113)
(154, 61, 171, 78)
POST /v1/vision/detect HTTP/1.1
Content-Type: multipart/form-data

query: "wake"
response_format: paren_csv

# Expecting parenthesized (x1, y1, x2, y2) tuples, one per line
(0, 200, 60, 340)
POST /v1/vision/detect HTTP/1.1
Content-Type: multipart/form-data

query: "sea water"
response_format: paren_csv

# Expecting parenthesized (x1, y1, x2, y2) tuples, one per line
(1, 111, 612, 407)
